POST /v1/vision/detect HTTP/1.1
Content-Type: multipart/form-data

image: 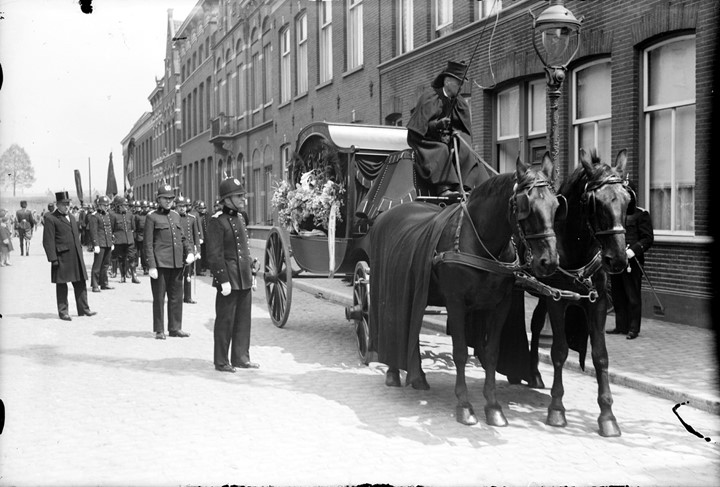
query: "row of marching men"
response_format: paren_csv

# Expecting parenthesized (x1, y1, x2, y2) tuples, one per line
(43, 177, 260, 373)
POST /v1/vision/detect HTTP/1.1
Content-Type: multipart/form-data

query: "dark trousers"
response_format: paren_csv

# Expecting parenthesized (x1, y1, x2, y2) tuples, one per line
(56, 280, 89, 316)
(611, 259, 643, 334)
(200, 243, 207, 272)
(213, 289, 252, 367)
(115, 243, 137, 277)
(151, 267, 184, 333)
(91, 247, 112, 288)
(183, 262, 195, 301)
(135, 239, 147, 270)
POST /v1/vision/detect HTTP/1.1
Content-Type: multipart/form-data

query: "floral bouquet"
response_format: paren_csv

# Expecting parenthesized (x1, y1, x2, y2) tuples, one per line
(272, 169, 345, 234)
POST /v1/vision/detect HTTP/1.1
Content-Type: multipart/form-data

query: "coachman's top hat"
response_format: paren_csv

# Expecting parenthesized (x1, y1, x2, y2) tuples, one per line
(55, 191, 71, 203)
(156, 184, 175, 199)
(432, 60, 468, 89)
(219, 177, 246, 200)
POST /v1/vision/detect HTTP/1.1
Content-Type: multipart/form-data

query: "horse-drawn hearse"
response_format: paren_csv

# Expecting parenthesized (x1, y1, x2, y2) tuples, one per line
(264, 121, 633, 437)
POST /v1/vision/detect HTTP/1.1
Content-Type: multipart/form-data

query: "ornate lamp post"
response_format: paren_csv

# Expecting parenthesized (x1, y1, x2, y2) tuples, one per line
(530, 0, 583, 182)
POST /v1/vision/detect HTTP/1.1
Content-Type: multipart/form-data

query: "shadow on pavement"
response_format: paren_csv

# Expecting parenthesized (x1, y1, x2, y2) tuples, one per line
(94, 330, 155, 339)
(8, 312, 61, 320)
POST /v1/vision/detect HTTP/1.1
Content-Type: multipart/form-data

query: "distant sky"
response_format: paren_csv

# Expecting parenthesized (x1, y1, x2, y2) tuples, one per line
(0, 0, 198, 197)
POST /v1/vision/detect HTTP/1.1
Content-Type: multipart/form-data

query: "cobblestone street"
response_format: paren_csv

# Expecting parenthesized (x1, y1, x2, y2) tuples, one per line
(1, 247, 718, 486)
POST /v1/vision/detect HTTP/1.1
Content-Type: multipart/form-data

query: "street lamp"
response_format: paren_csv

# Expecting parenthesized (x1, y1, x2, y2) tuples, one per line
(530, 0, 583, 183)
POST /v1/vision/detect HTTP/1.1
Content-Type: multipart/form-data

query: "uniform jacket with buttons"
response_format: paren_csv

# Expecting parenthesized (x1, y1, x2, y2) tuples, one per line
(189, 209, 205, 241)
(89, 211, 113, 247)
(111, 210, 135, 245)
(134, 212, 147, 242)
(207, 206, 252, 291)
(144, 208, 193, 269)
(625, 206, 654, 265)
(178, 213, 201, 253)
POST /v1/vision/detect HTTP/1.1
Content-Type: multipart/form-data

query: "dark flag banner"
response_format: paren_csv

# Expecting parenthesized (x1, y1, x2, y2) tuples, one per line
(74, 169, 84, 203)
(106, 152, 118, 197)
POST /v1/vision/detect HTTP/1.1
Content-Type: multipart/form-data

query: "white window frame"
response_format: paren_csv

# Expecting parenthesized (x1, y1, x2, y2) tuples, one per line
(435, 0, 452, 31)
(527, 78, 546, 138)
(280, 28, 291, 103)
(474, 0, 502, 21)
(263, 42, 273, 105)
(397, 0, 413, 55)
(571, 58, 612, 165)
(319, 1, 333, 83)
(643, 35, 696, 236)
(296, 13, 308, 95)
(347, 0, 364, 70)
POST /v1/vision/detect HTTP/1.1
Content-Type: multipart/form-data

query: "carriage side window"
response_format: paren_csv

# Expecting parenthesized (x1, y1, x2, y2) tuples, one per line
(319, 1, 333, 83)
(347, 0, 364, 70)
(572, 59, 611, 164)
(435, 0, 452, 31)
(643, 35, 695, 234)
(296, 13, 308, 95)
(280, 27, 291, 103)
(396, 0, 413, 55)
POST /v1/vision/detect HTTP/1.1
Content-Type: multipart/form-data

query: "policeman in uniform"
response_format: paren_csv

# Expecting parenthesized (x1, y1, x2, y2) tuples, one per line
(42, 192, 96, 320)
(208, 177, 259, 372)
(134, 200, 149, 275)
(89, 196, 114, 292)
(175, 195, 201, 304)
(15, 200, 35, 256)
(144, 184, 195, 340)
(111, 196, 140, 284)
(189, 200, 207, 275)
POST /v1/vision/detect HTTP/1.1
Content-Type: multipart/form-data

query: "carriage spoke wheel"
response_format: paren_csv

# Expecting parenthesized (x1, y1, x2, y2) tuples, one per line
(352, 261, 371, 364)
(264, 228, 293, 328)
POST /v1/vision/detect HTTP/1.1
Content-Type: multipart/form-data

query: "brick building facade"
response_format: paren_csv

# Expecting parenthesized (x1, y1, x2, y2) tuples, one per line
(121, 0, 716, 327)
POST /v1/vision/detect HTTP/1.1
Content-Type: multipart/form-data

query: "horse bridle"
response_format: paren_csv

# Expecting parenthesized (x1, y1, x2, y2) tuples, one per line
(511, 178, 560, 241)
(581, 175, 627, 237)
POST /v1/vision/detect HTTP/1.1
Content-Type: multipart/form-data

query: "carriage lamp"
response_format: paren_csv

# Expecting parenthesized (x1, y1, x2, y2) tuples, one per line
(530, 0, 583, 183)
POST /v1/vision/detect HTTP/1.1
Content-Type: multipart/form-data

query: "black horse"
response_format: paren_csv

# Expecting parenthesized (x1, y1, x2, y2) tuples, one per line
(369, 154, 560, 426)
(528, 148, 631, 437)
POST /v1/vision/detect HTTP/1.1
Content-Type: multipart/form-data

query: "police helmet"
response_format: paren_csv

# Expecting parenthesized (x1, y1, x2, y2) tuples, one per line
(156, 184, 175, 199)
(219, 177, 246, 200)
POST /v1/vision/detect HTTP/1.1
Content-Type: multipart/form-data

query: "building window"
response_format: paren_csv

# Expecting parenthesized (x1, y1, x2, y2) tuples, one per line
(296, 13, 308, 95)
(263, 165, 273, 224)
(198, 83, 205, 132)
(280, 143, 291, 182)
(643, 35, 696, 234)
(319, 1, 333, 83)
(263, 42, 272, 104)
(435, 0, 452, 30)
(280, 28, 291, 103)
(228, 72, 236, 116)
(347, 0, 363, 70)
(396, 0, 413, 55)
(572, 59, 611, 164)
(253, 168, 262, 224)
(496, 81, 547, 172)
(475, 0, 502, 20)
(252, 52, 261, 109)
(237, 64, 246, 116)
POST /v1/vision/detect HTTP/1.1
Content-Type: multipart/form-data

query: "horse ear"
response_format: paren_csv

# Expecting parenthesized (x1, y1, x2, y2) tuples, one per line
(516, 156, 529, 181)
(579, 148, 595, 176)
(613, 149, 628, 176)
(541, 151, 554, 180)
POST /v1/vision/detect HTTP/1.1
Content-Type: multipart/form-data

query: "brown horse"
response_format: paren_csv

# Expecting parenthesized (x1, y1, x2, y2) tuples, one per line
(528, 148, 631, 437)
(369, 154, 560, 426)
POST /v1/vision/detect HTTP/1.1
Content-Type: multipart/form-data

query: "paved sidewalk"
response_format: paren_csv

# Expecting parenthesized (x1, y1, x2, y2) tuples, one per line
(248, 239, 720, 415)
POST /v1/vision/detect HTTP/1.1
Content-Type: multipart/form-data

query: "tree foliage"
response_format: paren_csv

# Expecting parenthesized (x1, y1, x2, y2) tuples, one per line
(0, 144, 36, 196)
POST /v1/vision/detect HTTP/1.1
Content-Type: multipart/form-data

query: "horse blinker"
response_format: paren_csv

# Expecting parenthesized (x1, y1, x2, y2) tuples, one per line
(514, 192, 530, 221)
(556, 195, 568, 222)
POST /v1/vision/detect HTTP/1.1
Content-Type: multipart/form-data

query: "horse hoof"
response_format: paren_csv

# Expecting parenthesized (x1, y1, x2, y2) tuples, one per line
(507, 375, 522, 385)
(528, 373, 545, 389)
(598, 418, 622, 437)
(546, 409, 567, 427)
(408, 375, 430, 390)
(385, 370, 401, 387)
(484, 407, 508, 427)
(456, 405, 478, 425)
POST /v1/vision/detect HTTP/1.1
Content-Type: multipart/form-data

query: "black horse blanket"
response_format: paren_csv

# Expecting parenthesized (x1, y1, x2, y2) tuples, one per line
(368, 201, 533, 384)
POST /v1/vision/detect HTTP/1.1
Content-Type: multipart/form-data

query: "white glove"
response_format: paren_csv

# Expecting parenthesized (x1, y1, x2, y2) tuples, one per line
(221, 282, 231, 296)
(2, 239, 8, 244)
(195, 252, 201, 260)
(94, 246, 100, 254)
(626, 248, 635, 260)
(111, 244, 115, 251)
(185, 253, 195, 264)
(199, 239, 204, 244)
(149, 268, 158, 279)
(251, 276, 257, 292)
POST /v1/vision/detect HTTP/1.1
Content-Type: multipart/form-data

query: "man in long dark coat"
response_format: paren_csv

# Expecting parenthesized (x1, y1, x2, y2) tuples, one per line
(407, 60, 488, 196)
(42, 191, 96, 321)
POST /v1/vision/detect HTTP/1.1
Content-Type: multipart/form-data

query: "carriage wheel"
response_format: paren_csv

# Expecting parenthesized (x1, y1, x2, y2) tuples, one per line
(264, 228, 293, 328)
(351, 261, 371, 365)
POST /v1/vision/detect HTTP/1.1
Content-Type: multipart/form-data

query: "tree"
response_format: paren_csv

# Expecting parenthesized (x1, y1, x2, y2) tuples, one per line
(0, 144, 36, 196)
